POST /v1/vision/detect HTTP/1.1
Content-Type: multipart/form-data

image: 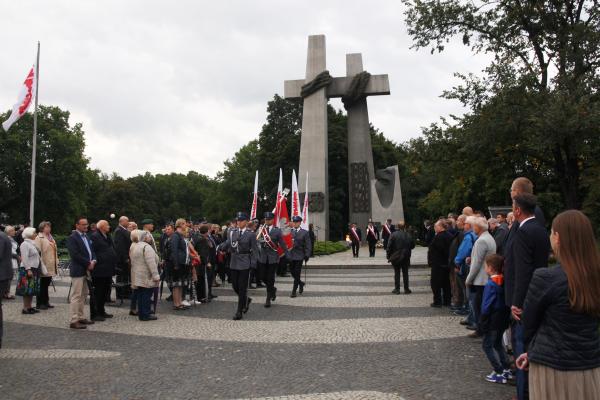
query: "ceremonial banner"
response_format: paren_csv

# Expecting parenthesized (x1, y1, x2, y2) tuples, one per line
(250, 170, 258, 220)
(273, 169, 283, 226)
(291, 169, 301, 217)
(301, 172, 309, 230)
(2, 63, 36, 131)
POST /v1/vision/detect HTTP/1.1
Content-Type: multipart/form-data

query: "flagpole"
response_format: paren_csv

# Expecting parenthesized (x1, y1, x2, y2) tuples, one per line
(29, 41, 40, 226)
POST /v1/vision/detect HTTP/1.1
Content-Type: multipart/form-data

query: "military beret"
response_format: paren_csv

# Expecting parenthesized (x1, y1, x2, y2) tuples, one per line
(141, 218, 154, 225)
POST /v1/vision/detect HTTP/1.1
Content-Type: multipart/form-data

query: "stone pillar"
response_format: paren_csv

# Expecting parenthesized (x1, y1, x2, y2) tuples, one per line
(298, 35, 329, 241)
(346, 53, 375, 233)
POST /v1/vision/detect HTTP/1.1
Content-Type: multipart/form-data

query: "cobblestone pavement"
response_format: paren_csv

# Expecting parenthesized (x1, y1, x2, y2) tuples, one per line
(1, 265, 513, 400)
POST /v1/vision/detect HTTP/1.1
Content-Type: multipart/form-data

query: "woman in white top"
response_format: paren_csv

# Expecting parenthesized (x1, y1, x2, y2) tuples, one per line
(17, 227, 41, 314)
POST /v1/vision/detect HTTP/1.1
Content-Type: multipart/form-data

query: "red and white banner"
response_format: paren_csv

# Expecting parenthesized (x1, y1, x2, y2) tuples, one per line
(291, 169, 301, 217)
(273, 168, 283, 226)
(2, 63, 36, 132)
(301, 172, 309, 230)
(250, 170, 258, 220)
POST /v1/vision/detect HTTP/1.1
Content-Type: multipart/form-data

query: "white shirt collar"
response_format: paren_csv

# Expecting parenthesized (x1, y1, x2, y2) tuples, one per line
(519, 216, 535, 228)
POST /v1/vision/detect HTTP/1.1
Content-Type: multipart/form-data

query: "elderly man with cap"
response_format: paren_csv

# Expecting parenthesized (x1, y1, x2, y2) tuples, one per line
(222, 212, 258, 320)
(289, 215, 311, 298)
(257, 211, 289, 308)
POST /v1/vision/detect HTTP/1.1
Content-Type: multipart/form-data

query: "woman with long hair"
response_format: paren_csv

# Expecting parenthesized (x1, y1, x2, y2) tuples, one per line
(516, 210, 600, 399)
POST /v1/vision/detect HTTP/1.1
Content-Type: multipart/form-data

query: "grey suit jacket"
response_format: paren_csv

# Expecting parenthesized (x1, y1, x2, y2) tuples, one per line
(290, 228, 311, 261)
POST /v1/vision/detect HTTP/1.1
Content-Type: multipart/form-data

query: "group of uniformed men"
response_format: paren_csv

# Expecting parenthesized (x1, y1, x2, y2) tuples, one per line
(220, 211, 311, 320)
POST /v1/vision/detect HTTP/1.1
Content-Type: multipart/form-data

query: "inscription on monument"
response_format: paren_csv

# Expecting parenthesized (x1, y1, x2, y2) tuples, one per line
(300, 192, 325, 213)
(350, 162, 370, 213)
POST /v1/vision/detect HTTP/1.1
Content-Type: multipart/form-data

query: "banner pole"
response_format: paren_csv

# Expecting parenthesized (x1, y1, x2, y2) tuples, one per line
(28, 41, 40, 226)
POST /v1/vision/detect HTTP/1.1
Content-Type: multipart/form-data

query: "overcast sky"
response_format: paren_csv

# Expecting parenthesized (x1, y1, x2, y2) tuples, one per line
(1, 1, 488, 178)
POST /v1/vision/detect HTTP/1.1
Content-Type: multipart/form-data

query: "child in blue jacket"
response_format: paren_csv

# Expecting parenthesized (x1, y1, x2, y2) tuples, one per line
(480, 253, 512, 384)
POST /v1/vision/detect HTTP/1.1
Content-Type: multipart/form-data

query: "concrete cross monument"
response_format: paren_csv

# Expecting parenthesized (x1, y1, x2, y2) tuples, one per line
(284, 34, 404, 240)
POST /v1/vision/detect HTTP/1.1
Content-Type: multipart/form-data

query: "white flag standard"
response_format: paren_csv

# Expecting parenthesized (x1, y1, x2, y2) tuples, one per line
(291, 169, 301, 217)
(301, 172, 309, 230)
(2, 63, 37, 132)
(250, 170, 259, 220)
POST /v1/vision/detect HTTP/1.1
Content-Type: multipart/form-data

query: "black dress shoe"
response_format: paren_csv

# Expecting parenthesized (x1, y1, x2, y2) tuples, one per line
(256, 283, 265, 288)
(139, 315, 158, 321)
(430, 303, 443, 308)
(101, 313, 113, 318)
(30, 308, 40, 313)
(92, 316, 105, 322)
(129, 310, 138, 316)
(242, 297, 252, 313)
(404, 289, 412, 294)
(391, 288, 400, 294)
(459, 319, 469, 326)
(233, 312, 243, 320)
(271, 287, 277, 301)
(299, 282, 305, 294)
(46, 304, 55, 309)
(290, 292, 297, 298)
(37, 304, 48, 310)
(22, 309, 35, 315)
(264, 299, 271, 308)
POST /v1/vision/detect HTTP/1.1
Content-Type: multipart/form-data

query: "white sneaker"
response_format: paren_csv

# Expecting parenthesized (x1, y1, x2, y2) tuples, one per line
(181, 300, 191, 307)
(193, 300, 203, 305)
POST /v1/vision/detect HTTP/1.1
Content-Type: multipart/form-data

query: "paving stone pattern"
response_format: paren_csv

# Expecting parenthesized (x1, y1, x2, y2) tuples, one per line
(1, 263, 513, 400)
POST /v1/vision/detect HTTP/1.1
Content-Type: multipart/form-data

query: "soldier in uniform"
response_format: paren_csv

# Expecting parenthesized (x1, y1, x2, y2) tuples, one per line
(256, 212, 289, 308)
(289, 215, 311, 298)
(222, 212, 258, 320)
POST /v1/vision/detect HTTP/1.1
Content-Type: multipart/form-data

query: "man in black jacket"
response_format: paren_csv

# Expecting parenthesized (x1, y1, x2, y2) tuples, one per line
(113, 216, 132, 301)
(90, 220, 117, 321)
(366, 220, 380, 257)
(386, 222, 415, 294)
(381, 218, 395, 250)
(349, 223, 362, 258)
(0, 231, 14, 347)
(66, 217, 97, 330)
(427, 220, 454, 307)
(506, 193, 550, 400)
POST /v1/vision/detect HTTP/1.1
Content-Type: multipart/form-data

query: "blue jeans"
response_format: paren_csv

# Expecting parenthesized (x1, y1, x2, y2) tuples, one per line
(483, 329, 510, 373)
(136, 287, 153, 320)
(511, 321, 528, 399)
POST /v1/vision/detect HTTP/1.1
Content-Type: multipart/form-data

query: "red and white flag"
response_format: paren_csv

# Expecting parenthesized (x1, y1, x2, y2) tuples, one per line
(291, 169, 301, 217)
(301, 172, 309, 230)
(2, 63, 37, 132)
(250, 170, 258, 220)
(273, 169, 283, 226)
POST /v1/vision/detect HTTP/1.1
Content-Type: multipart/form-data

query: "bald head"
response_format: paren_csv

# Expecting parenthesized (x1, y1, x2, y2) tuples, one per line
(462, 206, 474, 216)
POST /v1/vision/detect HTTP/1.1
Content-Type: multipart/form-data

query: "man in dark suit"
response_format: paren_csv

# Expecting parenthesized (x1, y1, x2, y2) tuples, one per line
(427, 220, 454, 307)
(505, 193, 550, 400)
(366, 220, 380, 257)
(381, 218, 395, 250)
(90, 220, 117, 321)
(349, 223, 362, 258)
(0, 231, 14, 348)
(113, 215, 132, 301)
(289, 215, 311, 298)
(66, 217, 97, 330)
(387, 222, 415, 294)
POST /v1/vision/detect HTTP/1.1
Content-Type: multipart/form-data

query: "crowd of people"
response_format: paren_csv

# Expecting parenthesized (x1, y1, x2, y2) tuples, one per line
(420, 177, 600, 400)
(0, 210, 316, 338)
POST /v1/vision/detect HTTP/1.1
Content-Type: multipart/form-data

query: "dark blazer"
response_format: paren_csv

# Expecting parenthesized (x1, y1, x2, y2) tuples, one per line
(349, 228, 362, 243)
(504, 218, 550, 308)
(382, 223, 395, 240)
(169, 231, 188, 267)
(366, 225, 380, 243)
(523, 265, 600, 371)
(192, 233, 211, 266)
(386, 230, 415, 266)
(90, 231, 117, 278)
(113, 225, 131, 268)
(427, 230, 453, 269)
(66, 230, 97, 278)
(0, 232, 13, 281)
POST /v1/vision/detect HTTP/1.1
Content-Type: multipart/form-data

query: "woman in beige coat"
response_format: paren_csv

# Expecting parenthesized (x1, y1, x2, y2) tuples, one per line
(34, 221, 58, 309)
(129, 230, 160, 321)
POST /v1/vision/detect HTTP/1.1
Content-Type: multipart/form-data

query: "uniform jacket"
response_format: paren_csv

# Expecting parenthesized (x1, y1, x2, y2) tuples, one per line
(129, 241, 160, 289)
(523, 265, 600, 371)
(0, 232, 15, 281)
(349, 228, 362, 244)
(366, 225, 380, 243)
(290, 228, 311, 261)
(90, 231, 118, 278)
(34, 234, 58, 277)
(257, 225, 288, 265)
(223, 228, 258, 271)
(504, 217, 550, 308)
(381, 223, 395, 240)
(466, 231, 497, 286)
(66, 230, 96, 278)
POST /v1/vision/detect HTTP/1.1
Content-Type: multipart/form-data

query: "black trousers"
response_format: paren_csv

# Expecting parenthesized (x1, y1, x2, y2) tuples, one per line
(470, 285, 484, 329)
(195, 265, 213, 300)
(277, 258, 289, 276)
(260, 262, 278, 298)
(290, 260, 304, 293)
(351, 242, 360, 257)
(115, 265, 131, 300)
(37, 276, 52, 307)
(430, 266, 452, 305)
(368, 240, 376, 257)
(393, 262, 410, 291)
(230, 269, 250, 313)
(0, 279, 10, 347)
(383, 237, 389, 250)
(91, 277, 112, 317)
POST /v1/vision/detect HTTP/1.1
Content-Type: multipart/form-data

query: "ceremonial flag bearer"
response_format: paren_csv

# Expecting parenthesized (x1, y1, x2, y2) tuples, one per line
(257, 212, 289, 307)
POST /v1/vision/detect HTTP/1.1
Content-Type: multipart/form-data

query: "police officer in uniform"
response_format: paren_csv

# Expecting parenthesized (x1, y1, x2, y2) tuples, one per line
(223, 212, 258, 320)
(289, 215, 311, 298)
(257, 212, 289, 307)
